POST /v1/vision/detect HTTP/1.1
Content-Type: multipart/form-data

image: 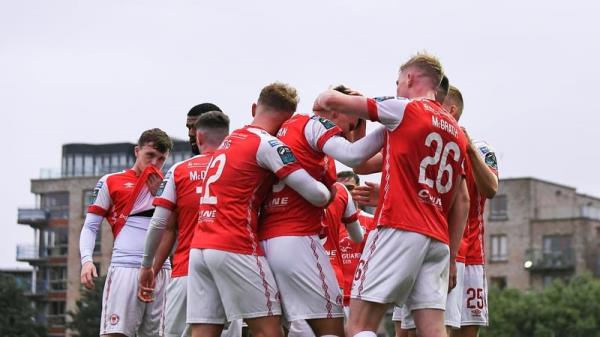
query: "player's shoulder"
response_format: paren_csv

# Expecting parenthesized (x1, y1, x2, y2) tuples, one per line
(372, 96, 412, 103)
(472, 140, 495, 153)
(308, 114, 338, 130)
(473, 139, 498, 170)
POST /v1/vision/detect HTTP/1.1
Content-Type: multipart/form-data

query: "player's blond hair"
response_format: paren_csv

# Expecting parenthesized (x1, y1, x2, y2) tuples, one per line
(446, 85, 464, 115)
(400, 52, 444, 89)
(258, 82, 299, 113)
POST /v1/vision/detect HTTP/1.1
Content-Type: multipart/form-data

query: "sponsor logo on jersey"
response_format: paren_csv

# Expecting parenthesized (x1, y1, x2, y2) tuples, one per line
(277, 128, 287, 137)
(268, 139, 282, 147)
(418, 189, 442, 208)
(123, 182, 135, 189)
(485, 152, 498, 170)
(317, 117, 336, 130)
(374, 96, 395, 102)
(92, 181, 103, 202)
(277, 146, 297, 164)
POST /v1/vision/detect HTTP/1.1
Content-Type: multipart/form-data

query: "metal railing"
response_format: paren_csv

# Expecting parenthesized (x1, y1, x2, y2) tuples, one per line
(16, 244, 48, 262)
(525, 248, 575, 271)
(17, 208, 50, 226)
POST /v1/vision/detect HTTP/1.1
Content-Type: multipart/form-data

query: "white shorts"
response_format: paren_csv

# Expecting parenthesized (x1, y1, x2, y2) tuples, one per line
(393, 262, 465, 329)
(165, 276, 245, 337)
(461, 265, 488, 326)
(261, 235, 344, 321)
(351, 228, 449, 311)
(100, 265, 170, 337)
(187, 248, 282, 323)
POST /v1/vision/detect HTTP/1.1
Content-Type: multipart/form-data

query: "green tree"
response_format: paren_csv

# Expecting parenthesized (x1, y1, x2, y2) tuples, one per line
(481, 274, 600, 337)
(0, 274, 47, 337)
(67, 276, 105, 337)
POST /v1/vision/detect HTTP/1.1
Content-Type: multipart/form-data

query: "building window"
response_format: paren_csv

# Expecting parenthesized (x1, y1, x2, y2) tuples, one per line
(489, 195, 508, 220)
(490, 276, 507, 290)
(49, 266, 67, 291)
(542, 234, 573, 267)
(490, 234, 508, 261)
(41, 192, 69, 219)
(45, 228, 68, 256)
(47, 301, 66, 327)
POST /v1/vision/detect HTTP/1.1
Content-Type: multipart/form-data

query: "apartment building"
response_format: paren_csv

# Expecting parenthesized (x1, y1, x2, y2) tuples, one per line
(17, 141, 191, 337)
(486, 177, 600, 290)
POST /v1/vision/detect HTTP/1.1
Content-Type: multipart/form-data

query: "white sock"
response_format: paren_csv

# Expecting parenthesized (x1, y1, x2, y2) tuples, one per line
(353, 331, 377, 337)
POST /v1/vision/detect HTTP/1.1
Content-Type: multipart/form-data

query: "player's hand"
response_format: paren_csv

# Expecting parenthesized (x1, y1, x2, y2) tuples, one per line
(351, 181, 380, 207)
(147, 173, 162, 196)
(448, 261, 457, 292)
(137, 267, 156, 303)
(80, 262, 98, 289)
(312, 96, 328, 114)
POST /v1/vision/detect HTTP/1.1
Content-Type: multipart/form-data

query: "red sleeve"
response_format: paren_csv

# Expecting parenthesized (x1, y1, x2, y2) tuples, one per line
(87, 205, 108, 216)
(153, 197, 176, 211)
(316, 127, 343, 151)
(367, 98, 378, 122)
(274, 162, 302, 179)
(342, 210, 360, 224)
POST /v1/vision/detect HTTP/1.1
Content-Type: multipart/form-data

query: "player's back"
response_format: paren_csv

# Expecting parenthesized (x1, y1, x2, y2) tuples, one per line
(191, 126, 286, 256)
(153, 154, 213, 277)
(259, 114, 340, 240)
(375, 97, 468, 244)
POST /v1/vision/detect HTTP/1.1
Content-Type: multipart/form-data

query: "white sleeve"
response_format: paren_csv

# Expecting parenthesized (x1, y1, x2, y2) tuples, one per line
(322, 126, 385, 168)
(474, 140, 499, 174)
(255, 136, 302, 179)
(304, 116, 342, 152)
(87, 175, 112, 216)
(282, 170, 331, 207)
(141, 206, 173, 268)
(79, 213, 103, 265)
(339, 184, 363, 242)
(366, 97, 411, 131)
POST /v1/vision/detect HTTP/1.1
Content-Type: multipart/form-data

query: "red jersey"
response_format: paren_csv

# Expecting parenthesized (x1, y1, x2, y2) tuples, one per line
(153, 153, 213, 277)
(367, 97, 468, 244)
(457, 141, 498, 265)
(191, 126, 302, 255)
(259, 114, 342, 240)
(322, 183, 376, 305)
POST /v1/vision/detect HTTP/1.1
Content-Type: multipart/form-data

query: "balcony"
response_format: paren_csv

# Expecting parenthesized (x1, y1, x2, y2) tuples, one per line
(24, 280, 49, 298)
(16, 244, 48, 264)
(524, 248, 575, 272)
(17, 208, 50, 227)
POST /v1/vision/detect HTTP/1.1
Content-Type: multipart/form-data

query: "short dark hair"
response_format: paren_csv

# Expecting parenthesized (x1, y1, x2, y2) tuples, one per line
(436, 75, 449, 104)
(194, 111, 230, 131)
(333, 85, 352, 95)
(188, 103, 222, 117)
(337, 171, 360, 185)
(258, 82, 299, 113)
(137, 128, 173, 153)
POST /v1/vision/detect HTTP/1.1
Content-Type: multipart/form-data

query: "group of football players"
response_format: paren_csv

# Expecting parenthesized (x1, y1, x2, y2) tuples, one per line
(79, 52, 498, 337)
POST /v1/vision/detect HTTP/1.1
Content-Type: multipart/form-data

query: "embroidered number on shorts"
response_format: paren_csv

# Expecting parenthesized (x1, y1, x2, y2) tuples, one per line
(466, 287, 484, 309)
(354, 260, 366, 281)
(418, 132, 460, 194)
(201, 153, 226, 205)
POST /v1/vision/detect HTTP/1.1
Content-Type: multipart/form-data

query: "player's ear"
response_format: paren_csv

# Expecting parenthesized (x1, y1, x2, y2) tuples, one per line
(406, 72, 413, 88)
(195, 131, 205, 148)
(251, 103, 257, 117)
(134, 145, 140, 158)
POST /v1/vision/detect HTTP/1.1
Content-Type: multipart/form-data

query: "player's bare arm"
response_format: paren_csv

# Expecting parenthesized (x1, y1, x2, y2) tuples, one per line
(462, 128, 498, 198)
(447, 177, 470, 291)
(353, 152, 383, 175)
(315, 89, 371, 120)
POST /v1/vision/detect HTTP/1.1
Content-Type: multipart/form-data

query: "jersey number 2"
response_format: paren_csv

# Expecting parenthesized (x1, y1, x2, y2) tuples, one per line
(418, 132, 460, 194)
(201, 154, 226, 205)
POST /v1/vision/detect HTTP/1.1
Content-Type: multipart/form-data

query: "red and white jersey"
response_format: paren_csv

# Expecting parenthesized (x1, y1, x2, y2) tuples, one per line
(153, 153, 213, 277)
(87, 169, 158, 267)
(259, 114, 342, 240)
(322, 183, 377, 305)
(191, 126, 302, 255)
(367, 97, 468, 244)
(456, 140, 498, 265)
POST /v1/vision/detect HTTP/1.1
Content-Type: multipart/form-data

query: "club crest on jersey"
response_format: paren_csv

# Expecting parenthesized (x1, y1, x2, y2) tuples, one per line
(277, 146, 297, 164)
(374, 96, 395, 102)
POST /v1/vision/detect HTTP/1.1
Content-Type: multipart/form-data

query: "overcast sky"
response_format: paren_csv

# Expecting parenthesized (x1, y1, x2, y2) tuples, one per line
(2, 0, 599, 268)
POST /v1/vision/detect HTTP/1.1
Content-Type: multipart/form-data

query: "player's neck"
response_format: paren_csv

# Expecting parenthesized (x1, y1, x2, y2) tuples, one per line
(409, 87, 436, 101)
(250, 116, 280, 135)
